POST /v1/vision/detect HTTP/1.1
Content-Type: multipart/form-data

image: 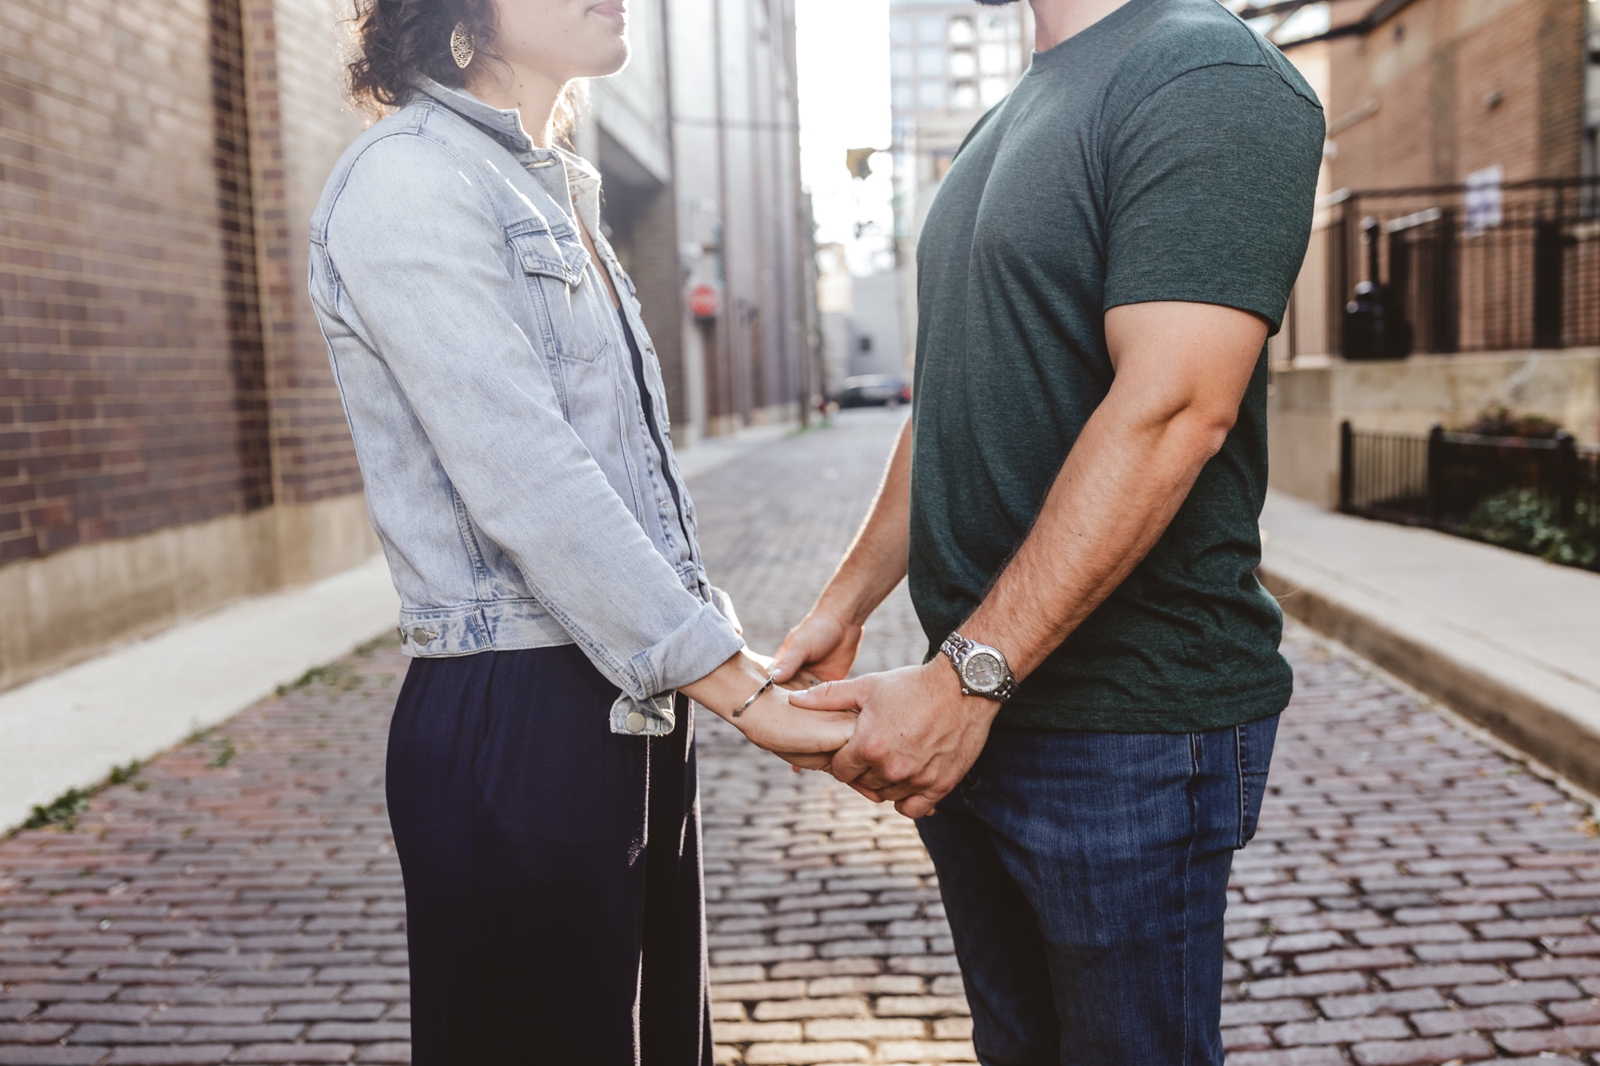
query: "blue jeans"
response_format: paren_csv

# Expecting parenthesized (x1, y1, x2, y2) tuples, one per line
(917, 715, 1279, 1066)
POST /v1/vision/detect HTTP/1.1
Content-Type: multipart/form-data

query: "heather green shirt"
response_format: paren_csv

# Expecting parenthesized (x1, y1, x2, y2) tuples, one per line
(908, 0, 1325, 733)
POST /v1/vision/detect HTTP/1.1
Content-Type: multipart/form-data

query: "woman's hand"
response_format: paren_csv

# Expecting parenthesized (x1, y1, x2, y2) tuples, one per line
(681, 651, 856, 769)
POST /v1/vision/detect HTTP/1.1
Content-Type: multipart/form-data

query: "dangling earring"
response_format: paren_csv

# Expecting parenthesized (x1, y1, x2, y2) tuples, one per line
(449, 21, 475, 69)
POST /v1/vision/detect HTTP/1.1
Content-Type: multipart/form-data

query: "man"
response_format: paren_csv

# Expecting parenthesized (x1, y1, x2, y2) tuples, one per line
(774, 0, 1324, 1060)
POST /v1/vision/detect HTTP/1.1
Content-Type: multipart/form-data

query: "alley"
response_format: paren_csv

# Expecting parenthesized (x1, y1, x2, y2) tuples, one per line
(2, 410, 1600, 1065)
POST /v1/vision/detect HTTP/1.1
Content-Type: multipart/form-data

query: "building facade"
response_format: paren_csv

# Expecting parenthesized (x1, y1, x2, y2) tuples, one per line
(0, 0, 814, 692)
(886, 0, 1031, 370)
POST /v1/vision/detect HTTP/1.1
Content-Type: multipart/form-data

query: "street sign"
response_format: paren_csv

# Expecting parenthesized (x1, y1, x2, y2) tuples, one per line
(689, 284, 719, 320)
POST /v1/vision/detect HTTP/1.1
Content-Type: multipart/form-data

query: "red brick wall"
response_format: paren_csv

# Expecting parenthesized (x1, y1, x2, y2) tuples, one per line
(0, 0, 363, 566)
(0, 0, 269, 564)
(1326, 0, 1585, 189)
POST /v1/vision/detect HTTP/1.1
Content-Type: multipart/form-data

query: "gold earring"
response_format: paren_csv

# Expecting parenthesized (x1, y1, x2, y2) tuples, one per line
(449, 21, 475, 69)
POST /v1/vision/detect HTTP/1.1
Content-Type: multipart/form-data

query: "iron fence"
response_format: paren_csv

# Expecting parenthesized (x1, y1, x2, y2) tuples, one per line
(1338, 421, 1600, 568)
(1281, 178, 1600, 360)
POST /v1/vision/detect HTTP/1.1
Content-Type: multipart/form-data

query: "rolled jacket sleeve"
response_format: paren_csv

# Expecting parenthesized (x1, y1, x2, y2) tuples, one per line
(322, 134, 743, 699)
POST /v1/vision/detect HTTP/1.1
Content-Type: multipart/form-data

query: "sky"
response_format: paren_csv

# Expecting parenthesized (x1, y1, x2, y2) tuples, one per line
(794, 0, 897, 273)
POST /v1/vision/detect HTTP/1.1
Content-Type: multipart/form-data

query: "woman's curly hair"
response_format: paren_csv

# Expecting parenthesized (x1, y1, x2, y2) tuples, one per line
(347, 0, 501, 112)
(346, 0, 582, 142)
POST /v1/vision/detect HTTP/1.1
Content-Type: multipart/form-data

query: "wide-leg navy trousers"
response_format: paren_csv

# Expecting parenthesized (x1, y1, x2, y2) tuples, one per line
(386, 644, 712, 1066)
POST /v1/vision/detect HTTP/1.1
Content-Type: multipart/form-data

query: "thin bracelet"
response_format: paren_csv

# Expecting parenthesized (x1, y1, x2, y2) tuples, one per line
(732, 675, 776, 718)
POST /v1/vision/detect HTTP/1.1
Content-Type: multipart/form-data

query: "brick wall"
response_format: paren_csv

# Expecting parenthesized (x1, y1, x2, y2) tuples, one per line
(1326, 0, 1585, 189)
(0, 0, 363, 568)
(0, 0, 270, 564)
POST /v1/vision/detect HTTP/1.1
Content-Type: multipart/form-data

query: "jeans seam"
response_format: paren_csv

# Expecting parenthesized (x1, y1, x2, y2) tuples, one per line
(1183, 732, 1200, 1066)
(1235, 725, 1248, 850)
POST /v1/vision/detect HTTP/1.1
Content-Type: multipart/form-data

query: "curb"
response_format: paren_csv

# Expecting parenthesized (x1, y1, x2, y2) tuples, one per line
(1259, 557, 1600, 798)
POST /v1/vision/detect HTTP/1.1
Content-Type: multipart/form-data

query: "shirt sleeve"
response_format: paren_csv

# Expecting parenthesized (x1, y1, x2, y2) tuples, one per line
(1100, 62, 1325, 334)
(321, 133, 743, 700)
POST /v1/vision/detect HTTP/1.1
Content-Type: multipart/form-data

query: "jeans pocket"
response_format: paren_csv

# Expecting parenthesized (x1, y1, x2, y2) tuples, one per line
(1235, 714, 1281, 849)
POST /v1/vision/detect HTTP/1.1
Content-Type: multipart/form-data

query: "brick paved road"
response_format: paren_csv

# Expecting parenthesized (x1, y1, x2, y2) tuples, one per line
(3, 409, 1600, 1065)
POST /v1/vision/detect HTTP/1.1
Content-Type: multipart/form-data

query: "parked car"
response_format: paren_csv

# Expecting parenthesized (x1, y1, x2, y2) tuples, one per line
(835, 375, 911, 408)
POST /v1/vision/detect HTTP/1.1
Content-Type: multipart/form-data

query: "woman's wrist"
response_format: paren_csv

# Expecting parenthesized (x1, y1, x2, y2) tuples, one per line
(681, 650, 777, 728)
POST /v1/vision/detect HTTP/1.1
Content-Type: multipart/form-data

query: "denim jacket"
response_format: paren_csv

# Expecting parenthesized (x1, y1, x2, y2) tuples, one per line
(308, 78, 744, 736)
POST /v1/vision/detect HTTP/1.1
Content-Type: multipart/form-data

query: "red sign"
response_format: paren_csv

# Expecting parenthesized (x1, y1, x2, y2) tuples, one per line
(688, 284, 720, 320)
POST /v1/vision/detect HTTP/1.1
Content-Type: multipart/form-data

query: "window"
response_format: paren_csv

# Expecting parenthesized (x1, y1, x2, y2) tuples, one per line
(891, 49, 913, 78)
(918, 47, 945, 76)
(918, 80, 945, 111)
(980, 77, 1010, 108)
(950, 81, 979, 110)
(917, 14, 945, 41)
(948, 16, 975, 44)
(893, 81, 914, 111)
(979, 43, 1010, 75)
(889, 15, 912, 44)
(949, 49, 977, 78)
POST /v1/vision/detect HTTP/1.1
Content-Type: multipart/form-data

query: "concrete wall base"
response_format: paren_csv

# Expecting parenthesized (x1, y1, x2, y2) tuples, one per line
(1269, 348, 1600, 507)
(0, 493, 378, 695)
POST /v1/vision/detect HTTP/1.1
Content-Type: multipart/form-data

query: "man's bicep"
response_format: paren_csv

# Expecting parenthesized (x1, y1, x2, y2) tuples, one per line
(1103, 301, 1267, 422)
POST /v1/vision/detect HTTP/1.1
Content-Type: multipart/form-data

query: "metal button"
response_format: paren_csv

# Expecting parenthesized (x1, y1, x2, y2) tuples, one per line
(625, 711, 647, 734)
(410, 627, 437, 647)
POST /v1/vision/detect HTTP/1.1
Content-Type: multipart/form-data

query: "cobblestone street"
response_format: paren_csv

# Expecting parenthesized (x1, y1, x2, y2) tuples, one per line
(3, 410, 1600, 1065)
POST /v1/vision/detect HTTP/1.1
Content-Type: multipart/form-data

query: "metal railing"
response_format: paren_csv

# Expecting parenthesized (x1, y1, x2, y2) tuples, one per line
(1280, 178, 1600, 360)
(1338, 421, 1600, 568)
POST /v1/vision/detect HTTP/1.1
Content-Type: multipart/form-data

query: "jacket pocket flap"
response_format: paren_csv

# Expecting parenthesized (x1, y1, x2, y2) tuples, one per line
(507, 225, 589, 287)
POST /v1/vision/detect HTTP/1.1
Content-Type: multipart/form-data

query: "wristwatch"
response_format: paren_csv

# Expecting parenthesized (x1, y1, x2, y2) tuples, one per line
(940, 632, 1019, 703)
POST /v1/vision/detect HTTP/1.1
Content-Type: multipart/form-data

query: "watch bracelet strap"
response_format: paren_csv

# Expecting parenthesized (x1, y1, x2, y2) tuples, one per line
(941, 631, 1018, 703)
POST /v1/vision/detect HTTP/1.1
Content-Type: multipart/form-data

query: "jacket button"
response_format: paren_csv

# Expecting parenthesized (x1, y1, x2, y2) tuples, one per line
(410, 628, 436, 647)
(626, 711, 647, 734)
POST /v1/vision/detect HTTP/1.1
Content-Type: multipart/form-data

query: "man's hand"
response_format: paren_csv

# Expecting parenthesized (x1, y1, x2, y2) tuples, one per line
(770, 608, 864, 685)
(787, 661, 1000, 819)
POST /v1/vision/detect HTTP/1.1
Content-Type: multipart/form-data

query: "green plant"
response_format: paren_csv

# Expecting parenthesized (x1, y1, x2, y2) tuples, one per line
(108, 760, 141, 785)
(207, 737, 237, 769)
(24, 788, 91, 831)
(1463, 489, 1600, 571)
(1463, 407, 1565, 439)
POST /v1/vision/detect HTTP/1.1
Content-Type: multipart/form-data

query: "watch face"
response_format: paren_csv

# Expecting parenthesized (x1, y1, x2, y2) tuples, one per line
(964, 651, 1005, 692)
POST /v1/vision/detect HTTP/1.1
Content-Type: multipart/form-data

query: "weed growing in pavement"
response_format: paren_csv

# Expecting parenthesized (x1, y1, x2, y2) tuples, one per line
(14, 758, 147, 835)
(208, 737, 237, 769)
(277, 659, 370, 698)
(24, 788, 91, 831)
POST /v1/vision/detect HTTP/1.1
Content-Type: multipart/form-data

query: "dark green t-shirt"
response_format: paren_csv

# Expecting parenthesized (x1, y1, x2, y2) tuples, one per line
(908, 0, 1325, 733)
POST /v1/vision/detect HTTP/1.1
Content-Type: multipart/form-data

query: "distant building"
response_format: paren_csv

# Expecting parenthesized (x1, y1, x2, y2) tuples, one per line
(585, 0, 818, 443)
(887, 0, 1032, 367)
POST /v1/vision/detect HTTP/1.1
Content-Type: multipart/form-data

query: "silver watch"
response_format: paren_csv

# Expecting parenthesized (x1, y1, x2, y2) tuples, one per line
(940, 632, 1019, 703)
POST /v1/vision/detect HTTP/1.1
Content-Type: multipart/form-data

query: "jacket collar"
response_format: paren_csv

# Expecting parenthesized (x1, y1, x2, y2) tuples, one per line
(411, 76, 604, 229)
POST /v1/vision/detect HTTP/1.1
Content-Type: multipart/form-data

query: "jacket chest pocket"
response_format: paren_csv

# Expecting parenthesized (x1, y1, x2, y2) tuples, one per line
(507, 222, 607, 364)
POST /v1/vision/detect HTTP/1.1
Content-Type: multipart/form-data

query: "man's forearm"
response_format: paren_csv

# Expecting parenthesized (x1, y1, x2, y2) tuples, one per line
(962, 397, 1233, 679)
(815, 418, 913, 625)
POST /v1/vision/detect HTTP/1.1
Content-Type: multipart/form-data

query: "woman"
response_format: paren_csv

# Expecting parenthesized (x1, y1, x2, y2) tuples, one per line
(308, 2, 855, 1062)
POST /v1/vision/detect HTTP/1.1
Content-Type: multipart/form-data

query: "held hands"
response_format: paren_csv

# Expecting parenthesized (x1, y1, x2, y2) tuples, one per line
(788, 661, 999, 819)
(682, 650, 855, 772)
(771, 607, 1001, 819)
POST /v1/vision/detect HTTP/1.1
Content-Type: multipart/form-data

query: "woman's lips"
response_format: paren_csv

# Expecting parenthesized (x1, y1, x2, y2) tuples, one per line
(590, 2, 626, 23)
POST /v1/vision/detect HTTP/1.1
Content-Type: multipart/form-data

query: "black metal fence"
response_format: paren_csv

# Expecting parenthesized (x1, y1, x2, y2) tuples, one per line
(1339, 421, 1600, 568)
(1287, 178, 1600, 360)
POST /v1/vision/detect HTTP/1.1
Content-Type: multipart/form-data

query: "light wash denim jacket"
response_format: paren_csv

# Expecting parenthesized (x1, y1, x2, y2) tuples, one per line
(308, 78, 744, 736)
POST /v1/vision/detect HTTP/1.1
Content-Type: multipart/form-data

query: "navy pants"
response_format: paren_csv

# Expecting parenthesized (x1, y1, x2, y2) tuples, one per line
(386, 645, 712, 1066)
(917, 715, 1279, 1066)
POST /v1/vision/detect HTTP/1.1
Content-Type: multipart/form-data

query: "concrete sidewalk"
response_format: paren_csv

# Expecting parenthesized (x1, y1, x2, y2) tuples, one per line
(0, 558, 401, 832)
(1259, 489, 1600, 793)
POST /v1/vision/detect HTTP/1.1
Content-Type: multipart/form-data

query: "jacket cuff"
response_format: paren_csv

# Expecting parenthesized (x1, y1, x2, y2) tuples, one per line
(629, 600, 746, 696)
